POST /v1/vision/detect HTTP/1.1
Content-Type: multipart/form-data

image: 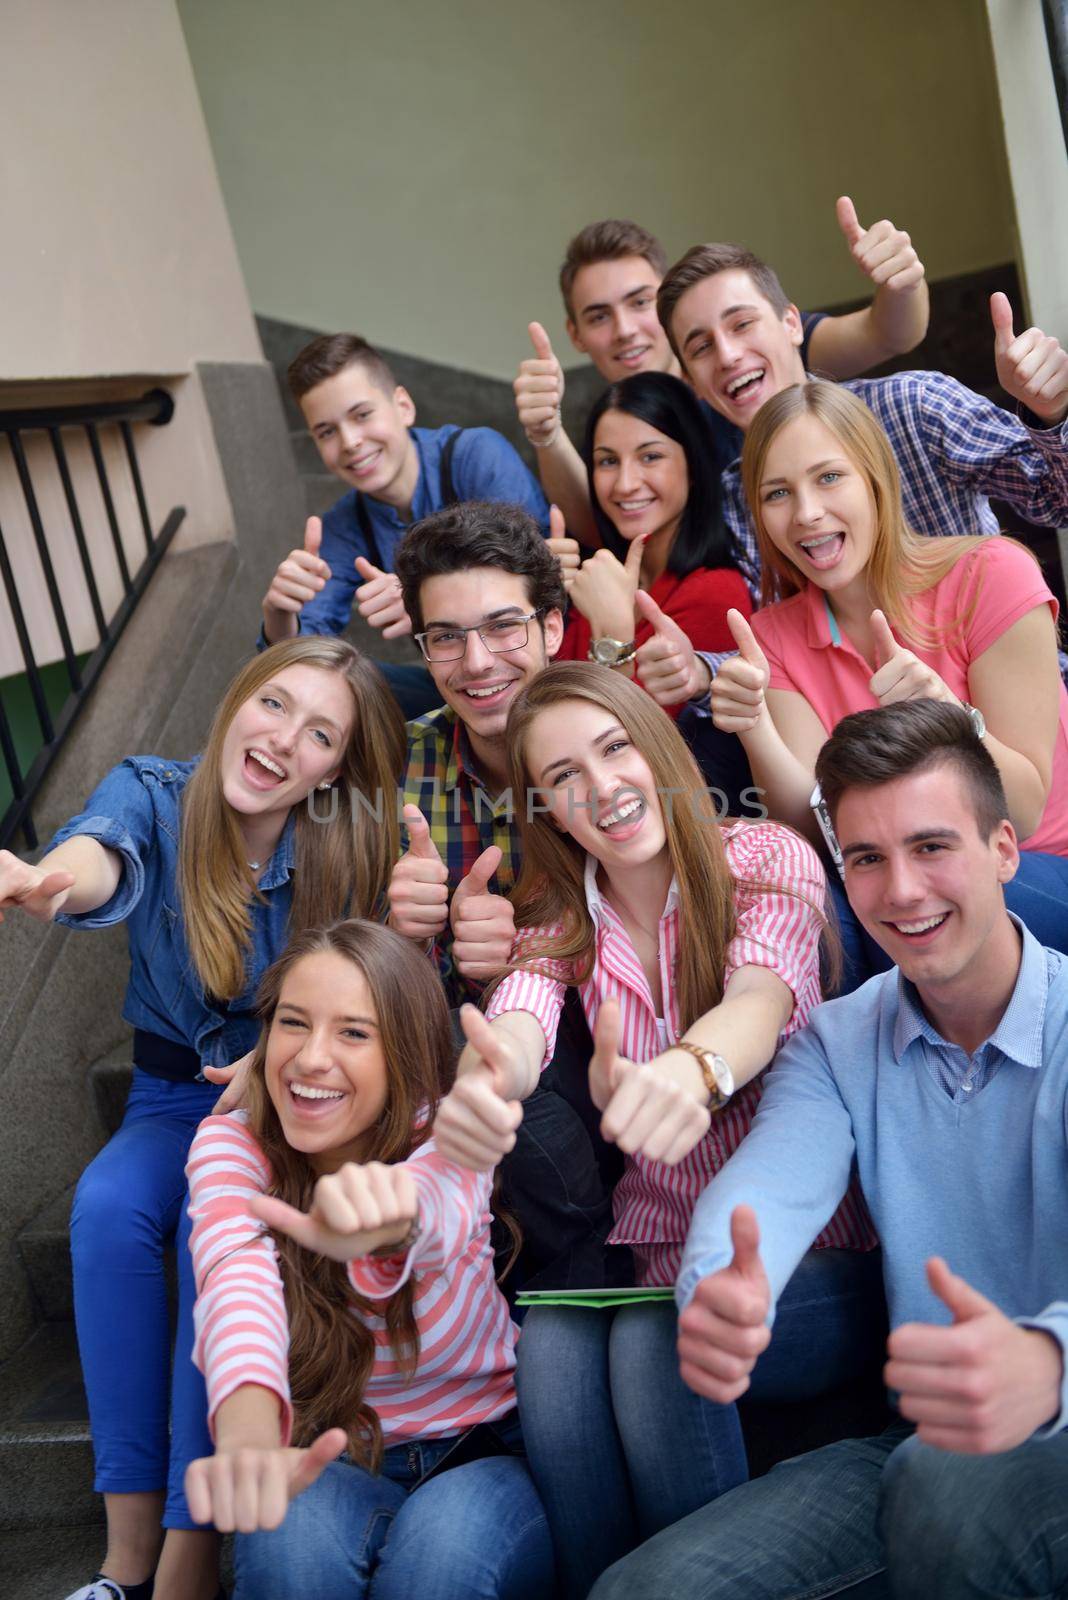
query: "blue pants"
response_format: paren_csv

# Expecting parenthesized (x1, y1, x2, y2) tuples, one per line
(70, 1069, 217, 1529)
(829, 848, 1068, 995)
(234, 1418, 554, 1600)
(590, 1423, 1068, 1599)
(515, 1247, 887, 1599)
(376, 661, 442, 721)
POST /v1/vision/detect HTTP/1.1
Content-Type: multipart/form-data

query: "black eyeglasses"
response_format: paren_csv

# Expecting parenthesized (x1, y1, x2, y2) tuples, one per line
(414, 609, 544, 663)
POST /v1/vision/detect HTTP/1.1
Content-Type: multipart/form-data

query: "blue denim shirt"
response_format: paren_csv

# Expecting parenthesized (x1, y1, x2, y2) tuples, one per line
(49, 756, 295, 1074)
(288, 423, 550, 641)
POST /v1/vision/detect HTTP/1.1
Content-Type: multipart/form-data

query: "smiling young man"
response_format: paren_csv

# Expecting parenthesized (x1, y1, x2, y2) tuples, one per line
(260, 334, 549, 716)
(513, 204, 929, 538)
(649, 245, 1068, 707)
(591, 699, 1068, 1600)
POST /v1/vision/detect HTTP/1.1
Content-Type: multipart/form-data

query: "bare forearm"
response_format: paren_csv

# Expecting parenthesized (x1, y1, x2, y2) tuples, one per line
(980, 731, 1050, 841)
(535, 433, 598, 542)
(869, 277, 930, 359)
(214, 1384, 285, 1452)
(680, 980, 794, 1094)
(739, 718, 821, 841)
(457, 1009, 546, 1099)
(39, 836, 123, 914)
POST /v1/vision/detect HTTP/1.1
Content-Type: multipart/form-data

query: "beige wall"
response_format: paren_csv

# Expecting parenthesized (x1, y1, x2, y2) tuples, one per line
(1, 0, 267, 673)
(178, 0, 1016, 381)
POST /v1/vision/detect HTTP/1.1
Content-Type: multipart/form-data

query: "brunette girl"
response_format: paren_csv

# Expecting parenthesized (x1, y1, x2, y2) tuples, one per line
(432, 663, 883, 1597)
(0, 638, 404, 1600)
(183, 919, 552, 1599)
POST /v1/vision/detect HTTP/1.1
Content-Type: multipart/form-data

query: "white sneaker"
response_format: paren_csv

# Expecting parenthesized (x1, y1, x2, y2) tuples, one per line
(64, 1579, 131, 1600)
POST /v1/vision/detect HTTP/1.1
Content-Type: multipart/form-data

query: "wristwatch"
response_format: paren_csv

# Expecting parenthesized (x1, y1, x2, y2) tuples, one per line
(669, 1041, 735, 1112)
(368, 1210, 421, 1259)
(959, 702, 987, 739)
(588, 636, 637, 667)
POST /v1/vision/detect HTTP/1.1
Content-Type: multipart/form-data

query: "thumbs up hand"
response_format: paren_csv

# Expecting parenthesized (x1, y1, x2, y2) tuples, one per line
(354, 556, 412, 638)
(595, 1000, 712, 1167)
(677, 1206, 772, 1402)
(991, 291, 1068, 425)
(884, 1258, 1063, 1453)
(867, 609, 957, 708)
(709, 610, 771, 733)
(387, 804, 449, 942)
(546, 504, 581, 593)
(634, 589, 711, 706)
(836, 197, 925, 294)
(432, 1006, 525, 1171)
(514, 321, 565, 448)
(568, 534, 648, 639)
(449, 845, 516, 981)
(262, 516, 331, 643)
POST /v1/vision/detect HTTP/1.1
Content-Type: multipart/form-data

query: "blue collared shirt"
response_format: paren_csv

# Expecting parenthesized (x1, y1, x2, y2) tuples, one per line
(291, 424, 550, 640)
(693, 370, 1068, 690)
(677, 916, 1068, 1435)
(48, 757, 296, 1073)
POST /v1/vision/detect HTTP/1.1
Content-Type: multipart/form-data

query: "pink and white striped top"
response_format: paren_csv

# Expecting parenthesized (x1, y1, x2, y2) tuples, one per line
(186, 1113, 517, 1447)
(486, 820, 876, 1283)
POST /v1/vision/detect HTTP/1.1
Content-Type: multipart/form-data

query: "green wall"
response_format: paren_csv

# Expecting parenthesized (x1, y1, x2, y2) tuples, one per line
(178, 0, 1016, 379)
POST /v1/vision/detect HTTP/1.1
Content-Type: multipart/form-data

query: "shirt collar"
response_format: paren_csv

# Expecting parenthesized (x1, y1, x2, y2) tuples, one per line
(582, 854, 680, 924)
(892, 914, 1048, 1069)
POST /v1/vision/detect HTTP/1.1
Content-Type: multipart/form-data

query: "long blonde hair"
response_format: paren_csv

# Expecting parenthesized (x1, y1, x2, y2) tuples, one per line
(741, 382, 1031, 646)
(179, 639, 406, 999)
(244, 919, 455, 1470)
(503, 664, 740, 1031)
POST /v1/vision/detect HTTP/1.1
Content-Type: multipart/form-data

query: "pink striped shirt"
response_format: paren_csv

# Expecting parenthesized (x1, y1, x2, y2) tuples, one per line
(186, 1113, 517, 1447)
(486, 820, 876, 1283)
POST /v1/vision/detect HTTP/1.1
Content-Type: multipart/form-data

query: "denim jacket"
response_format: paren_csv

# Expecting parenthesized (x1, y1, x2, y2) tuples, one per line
(49, 755, 295, 1075)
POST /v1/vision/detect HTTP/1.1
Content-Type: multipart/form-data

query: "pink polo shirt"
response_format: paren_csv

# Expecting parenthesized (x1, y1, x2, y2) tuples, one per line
(751, 537, 1068, 855)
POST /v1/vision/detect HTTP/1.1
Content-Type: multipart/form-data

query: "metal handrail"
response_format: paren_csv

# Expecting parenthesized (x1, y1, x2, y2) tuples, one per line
(0, 387, 185, 849)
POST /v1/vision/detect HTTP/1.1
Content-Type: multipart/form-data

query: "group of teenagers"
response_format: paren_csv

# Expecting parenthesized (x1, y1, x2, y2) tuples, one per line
(3, 201, 1068, 1600)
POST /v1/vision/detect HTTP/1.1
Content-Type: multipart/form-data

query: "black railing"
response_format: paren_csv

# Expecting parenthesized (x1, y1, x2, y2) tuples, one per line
(1043, 0, 1068, 160)
(0, 388, 185, 849)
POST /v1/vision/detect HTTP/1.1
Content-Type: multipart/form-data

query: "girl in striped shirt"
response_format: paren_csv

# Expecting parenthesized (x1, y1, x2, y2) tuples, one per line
(433, 662, 882, 1599)
(183, 919, 552, 1600)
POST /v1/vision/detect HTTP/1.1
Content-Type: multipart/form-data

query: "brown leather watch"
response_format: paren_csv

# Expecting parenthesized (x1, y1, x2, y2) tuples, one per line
(668, 1041, 735, 1112)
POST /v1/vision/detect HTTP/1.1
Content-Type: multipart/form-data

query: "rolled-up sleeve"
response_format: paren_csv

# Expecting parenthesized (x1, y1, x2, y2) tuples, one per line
(49, 761, 158, 928)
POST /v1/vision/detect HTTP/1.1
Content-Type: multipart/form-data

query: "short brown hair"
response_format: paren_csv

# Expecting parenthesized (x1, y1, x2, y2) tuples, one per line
(559, 220, 668, 320)
(394, 501, 566, 635)
(287, 333, 397, 402)
(657, 244, 791, 363)
(815, 701, 1008, 840)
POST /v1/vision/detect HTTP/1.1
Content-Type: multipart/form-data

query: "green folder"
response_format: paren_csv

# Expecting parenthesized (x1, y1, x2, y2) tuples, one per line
(514, 1286, 676, 1310)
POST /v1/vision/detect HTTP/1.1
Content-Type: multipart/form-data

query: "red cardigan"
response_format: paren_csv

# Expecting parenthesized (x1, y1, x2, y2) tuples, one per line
(558, 565, 752, 717)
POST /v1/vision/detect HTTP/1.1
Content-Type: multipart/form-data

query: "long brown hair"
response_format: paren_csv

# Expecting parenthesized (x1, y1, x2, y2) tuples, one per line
(503, 664, 739, 1031)
(741, 382, 1032, 644)
(179, 638, 406, 999)
(244, 919, 456, 1470)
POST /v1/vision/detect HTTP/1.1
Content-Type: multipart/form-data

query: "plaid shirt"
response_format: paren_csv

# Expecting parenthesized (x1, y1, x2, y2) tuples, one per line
(697, 369, 1068, 689)
(402, 706, 521, 1005)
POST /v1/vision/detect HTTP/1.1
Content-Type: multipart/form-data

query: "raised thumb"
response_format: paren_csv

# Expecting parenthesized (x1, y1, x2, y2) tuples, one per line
(549, 503, 566, 540)
(402, 803, 441, 862)
(457, 844, 501, 900)
(926, 1257, 994, 1324)
(869, 609, 898, 669)
(836, 195, 863, 246)
(727, 608, 765, 668)
(990, 291, 1015, 354)
(303, 515, 322, 557)
(625, 531, 650, 578)
(354, 555, 383, 582)
(529, 320, 555, 361)
(728, 1205, 764, 1281)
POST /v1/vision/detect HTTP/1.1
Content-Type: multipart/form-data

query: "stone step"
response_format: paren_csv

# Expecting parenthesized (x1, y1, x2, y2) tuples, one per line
(89, 1042, 133, 1139)
(0, 1523, 108, 1600)
(18, 1187, 75, 1324)
(0, 1324, 100, 1532)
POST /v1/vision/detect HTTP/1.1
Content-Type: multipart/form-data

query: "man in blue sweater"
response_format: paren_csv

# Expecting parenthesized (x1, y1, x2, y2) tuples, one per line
(593, 699, 1068, 1600)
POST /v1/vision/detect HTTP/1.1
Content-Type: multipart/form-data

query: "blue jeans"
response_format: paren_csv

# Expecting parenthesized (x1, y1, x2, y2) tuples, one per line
(70, 1069, 216, 1529)
(234, 1418, 554, 1599)
(590, 1423, 1068, 1599)
(516, 1247, 886, 1599)
(829, 851, 1068, 995)
(377, 661, 442, 721)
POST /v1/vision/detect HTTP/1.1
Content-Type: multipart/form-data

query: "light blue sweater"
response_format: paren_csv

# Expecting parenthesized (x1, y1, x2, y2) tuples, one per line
(678, 918, 1068, 1434)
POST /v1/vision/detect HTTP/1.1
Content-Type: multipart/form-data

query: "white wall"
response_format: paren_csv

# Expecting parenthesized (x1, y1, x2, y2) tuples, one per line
(178, 0, 1017, 379)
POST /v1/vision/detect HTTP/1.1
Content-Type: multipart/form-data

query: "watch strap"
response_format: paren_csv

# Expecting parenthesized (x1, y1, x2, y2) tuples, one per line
(668, 1041, 732, 1112)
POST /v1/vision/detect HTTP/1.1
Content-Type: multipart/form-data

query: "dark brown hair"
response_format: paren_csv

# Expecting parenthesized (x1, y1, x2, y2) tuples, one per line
(395, 501, 566, 635)
(559, 220, 668, 320)
(658, 243, 791, 364)
(815, 701, 1009, 839)
(287, 333, 398, 402)
(244, 919, 456, 1470)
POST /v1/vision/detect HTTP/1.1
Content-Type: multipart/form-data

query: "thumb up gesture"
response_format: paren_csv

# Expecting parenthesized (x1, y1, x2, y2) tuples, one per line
(836, 196, 925, 294)
(250, 1161, 420, 1263)
(514, 321, 565, 448)
(634, 589, 708, 706)
(991, 291, 1068, 425)
(449, 845, 516, 981)
(546, 504, 581, 593)
(709, 610, 771, 733)
(677, 1206, 772, 1402)
(388, 804, 449, 941)
(262, 516, 330, 644)
(867, 609, 955, 707)
(354, 556, 412, 638)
